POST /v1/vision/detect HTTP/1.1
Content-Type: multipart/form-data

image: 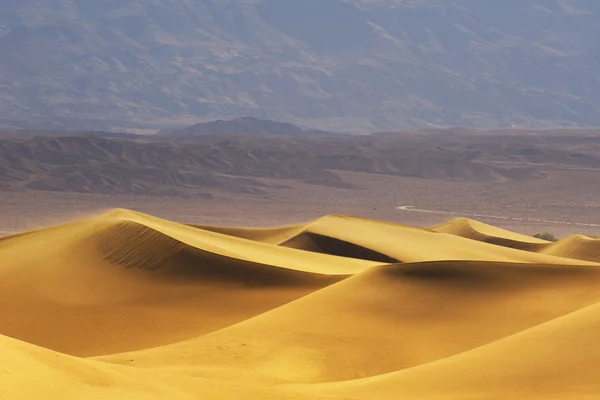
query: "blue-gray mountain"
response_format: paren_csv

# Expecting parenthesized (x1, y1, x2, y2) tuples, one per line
(1, 0, 599, 132)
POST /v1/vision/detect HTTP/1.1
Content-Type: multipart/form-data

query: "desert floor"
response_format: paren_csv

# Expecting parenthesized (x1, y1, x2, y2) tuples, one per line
(2, 169, 599, 238)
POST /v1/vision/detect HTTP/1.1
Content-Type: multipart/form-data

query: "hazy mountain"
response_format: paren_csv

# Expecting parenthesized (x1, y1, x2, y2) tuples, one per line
(1, 0, 599, 132)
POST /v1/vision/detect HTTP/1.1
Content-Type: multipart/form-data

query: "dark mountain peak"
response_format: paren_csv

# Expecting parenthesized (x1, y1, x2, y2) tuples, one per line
(158, 117, 335, 140)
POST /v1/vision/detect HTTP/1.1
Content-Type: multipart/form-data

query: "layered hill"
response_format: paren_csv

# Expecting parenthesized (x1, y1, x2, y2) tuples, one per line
(1, 1, 600, 132)
(3, 130, 600, 196)
(2, 209, 600, 399)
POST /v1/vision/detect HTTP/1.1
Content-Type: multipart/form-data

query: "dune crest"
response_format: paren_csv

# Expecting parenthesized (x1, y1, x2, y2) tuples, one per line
(1, 209, 599, 399)
(432, 217, 549, 248)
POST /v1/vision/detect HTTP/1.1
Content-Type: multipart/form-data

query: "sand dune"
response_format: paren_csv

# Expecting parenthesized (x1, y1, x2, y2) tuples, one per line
(1, 209, 599, 399)
(436, 218, 600, 263)
(541, 234, 600, 263)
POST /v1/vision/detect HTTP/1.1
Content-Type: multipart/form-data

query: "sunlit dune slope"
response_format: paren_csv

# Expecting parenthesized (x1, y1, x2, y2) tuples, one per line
(541, 234, 600, 263)
(313, 301, 600, 400)
(2, 209, 600, 400)
(0, 334, 171, 400)
(0, 334, 323, 400)
(0, 209, 377, 356)
(431, 217, 549, 250)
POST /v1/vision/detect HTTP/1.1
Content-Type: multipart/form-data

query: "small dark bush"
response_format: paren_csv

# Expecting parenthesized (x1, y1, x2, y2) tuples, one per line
(533, 232, 558, 242)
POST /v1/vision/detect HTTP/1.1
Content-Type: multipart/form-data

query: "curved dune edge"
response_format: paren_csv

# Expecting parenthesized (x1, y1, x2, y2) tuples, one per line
(431, 217, 550, 247)
(1, 209, 600, 399)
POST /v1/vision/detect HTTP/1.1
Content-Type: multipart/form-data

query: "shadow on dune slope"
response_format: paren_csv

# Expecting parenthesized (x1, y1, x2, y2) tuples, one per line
(280, 232, 399, 263)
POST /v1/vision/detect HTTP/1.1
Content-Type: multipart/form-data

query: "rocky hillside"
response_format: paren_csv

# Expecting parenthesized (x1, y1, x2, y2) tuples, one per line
(1, 0, 599, 132)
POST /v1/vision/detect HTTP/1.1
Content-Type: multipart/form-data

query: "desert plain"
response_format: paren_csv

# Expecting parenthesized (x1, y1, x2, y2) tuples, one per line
(1, 128, 600, 399)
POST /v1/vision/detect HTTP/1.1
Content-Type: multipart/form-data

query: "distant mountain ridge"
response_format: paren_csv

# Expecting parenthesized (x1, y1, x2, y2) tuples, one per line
(1, 0, 600, 132)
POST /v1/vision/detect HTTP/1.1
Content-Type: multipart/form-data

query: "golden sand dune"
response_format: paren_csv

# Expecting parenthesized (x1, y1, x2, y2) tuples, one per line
(541, 234, 600, 263)
(436, 218, 600, 263)
(1, 209, 599, 399)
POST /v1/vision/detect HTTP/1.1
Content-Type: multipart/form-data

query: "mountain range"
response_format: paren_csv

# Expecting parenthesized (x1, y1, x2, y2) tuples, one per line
(1, 0, 600, 132)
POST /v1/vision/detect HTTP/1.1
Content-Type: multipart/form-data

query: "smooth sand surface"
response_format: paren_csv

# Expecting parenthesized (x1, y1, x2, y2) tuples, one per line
(2, 209, 600, 399)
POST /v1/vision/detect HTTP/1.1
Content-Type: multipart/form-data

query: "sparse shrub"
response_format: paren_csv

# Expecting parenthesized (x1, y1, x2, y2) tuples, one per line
(533, 232, 558, 242)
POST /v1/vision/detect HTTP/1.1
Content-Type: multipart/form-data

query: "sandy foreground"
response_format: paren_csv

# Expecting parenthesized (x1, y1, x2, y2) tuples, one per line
(1, 205, 600, 399)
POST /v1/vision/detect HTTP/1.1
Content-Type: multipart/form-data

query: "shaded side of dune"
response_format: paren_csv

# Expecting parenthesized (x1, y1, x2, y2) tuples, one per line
(280, 232, 399, 263)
